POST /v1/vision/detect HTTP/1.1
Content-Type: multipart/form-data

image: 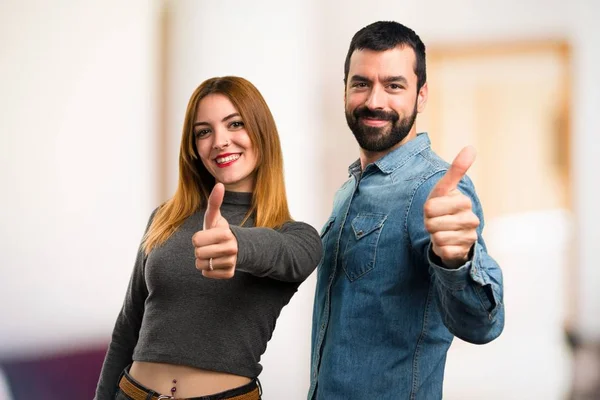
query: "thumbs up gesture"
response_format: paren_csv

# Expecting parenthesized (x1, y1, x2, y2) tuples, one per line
(424, 146, 480, 269)
(192, 183, 238, 279)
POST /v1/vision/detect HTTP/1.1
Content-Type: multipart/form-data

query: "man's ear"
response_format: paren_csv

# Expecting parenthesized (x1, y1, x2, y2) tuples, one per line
(417, 82, 428, 113)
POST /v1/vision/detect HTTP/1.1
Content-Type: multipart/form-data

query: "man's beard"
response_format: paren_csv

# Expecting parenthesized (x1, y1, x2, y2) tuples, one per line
(345, 102, 418, 152)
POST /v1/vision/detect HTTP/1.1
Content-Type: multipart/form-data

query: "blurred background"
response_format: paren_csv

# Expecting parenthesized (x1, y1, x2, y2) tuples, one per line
(1, 0, 599, 399)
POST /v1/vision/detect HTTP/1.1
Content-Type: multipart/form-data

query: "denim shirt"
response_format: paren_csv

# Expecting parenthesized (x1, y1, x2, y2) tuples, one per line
(309, 133, 504, 400)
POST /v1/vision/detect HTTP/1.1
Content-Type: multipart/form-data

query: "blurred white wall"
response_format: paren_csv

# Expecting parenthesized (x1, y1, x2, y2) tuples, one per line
(0, 0, 160, 355)
(571, 0, 600, 340)
(1, 0, 599, 399)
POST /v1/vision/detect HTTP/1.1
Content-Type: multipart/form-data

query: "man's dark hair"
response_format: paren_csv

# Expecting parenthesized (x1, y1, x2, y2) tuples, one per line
(344, 21, 427, 91)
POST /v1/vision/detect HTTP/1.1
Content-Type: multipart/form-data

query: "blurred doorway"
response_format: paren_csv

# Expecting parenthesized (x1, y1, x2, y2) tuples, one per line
(419, 41, 573, 399)
(421, 40, 571, 218)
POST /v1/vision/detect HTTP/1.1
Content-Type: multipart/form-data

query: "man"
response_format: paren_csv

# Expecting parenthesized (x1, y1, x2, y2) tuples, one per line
(309, 21, 504, 400)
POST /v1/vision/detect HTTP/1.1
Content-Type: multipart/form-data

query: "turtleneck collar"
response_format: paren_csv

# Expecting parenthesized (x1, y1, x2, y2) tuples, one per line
(222, 191, 252, 205)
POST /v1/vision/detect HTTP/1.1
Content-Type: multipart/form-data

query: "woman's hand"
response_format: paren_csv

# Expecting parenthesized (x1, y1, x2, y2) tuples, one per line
(192, 183, 238, 279)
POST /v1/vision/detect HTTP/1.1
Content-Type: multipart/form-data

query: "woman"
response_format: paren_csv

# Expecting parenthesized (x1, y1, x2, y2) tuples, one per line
(95, 76, 322, 400)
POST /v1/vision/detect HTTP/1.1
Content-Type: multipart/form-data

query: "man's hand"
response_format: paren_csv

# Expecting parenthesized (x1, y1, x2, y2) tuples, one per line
(192, 183, 238, 279)
(424, 146, 480, 269)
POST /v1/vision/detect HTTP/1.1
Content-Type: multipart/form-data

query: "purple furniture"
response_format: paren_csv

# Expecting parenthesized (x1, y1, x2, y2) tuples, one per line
(0, 345, 108, 400)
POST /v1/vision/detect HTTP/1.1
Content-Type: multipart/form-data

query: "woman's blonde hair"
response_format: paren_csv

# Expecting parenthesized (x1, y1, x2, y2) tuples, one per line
(142, 76, 292, 254)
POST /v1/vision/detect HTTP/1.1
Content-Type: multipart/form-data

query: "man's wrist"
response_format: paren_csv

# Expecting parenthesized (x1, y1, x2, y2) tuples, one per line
(430, 244, 475, 269)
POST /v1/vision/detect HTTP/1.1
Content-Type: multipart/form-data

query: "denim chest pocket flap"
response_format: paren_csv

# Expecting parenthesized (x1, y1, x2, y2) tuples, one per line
(343, 213, 387, 281)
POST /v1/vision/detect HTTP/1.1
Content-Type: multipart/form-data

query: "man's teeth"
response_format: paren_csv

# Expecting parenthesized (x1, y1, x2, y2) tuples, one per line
(216, 154, 240, 164)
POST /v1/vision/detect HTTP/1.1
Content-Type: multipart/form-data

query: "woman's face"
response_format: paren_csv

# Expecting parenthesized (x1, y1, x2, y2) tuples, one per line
(193, 93, 258, 193)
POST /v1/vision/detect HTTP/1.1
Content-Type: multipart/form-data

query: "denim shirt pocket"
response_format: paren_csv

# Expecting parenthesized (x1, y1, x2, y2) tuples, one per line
(342, 213, 387, 281)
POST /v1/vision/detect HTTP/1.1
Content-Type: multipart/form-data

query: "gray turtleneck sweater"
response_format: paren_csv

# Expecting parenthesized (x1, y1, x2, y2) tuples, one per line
(95, 191, 322, 399)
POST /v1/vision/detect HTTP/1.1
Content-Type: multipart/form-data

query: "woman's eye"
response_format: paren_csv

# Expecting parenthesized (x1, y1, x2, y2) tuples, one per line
(230, 121, 244, 129)
(194, 129, 211, 138)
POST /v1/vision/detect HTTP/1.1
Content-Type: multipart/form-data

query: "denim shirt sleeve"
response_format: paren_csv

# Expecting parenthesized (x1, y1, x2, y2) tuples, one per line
(407, 171, 505, 344)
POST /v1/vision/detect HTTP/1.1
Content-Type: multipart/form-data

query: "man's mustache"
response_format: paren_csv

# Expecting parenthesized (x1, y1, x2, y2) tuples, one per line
(353, 106, 399, 122)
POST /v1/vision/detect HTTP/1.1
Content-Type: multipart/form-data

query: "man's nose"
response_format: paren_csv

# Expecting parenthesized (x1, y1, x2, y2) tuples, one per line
(365, 86, 385, 110)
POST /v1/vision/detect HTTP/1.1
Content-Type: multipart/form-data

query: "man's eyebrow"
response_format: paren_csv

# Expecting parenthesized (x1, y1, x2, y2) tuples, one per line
(382, 75, 408, 85)
(193, 112, 240, 127)
(349, 75, 409, 85)
(350, 75, 371, 83)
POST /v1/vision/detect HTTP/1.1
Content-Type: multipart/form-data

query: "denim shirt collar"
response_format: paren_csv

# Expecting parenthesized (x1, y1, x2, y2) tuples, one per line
(348, 132, 432, 176)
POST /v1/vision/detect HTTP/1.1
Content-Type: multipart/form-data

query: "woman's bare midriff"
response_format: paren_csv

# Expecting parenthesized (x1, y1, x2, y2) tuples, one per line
(129, 361, 252, 397)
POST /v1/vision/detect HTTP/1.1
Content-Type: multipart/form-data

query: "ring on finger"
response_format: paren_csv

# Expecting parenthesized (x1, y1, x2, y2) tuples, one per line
(208, 258, 213, 271)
